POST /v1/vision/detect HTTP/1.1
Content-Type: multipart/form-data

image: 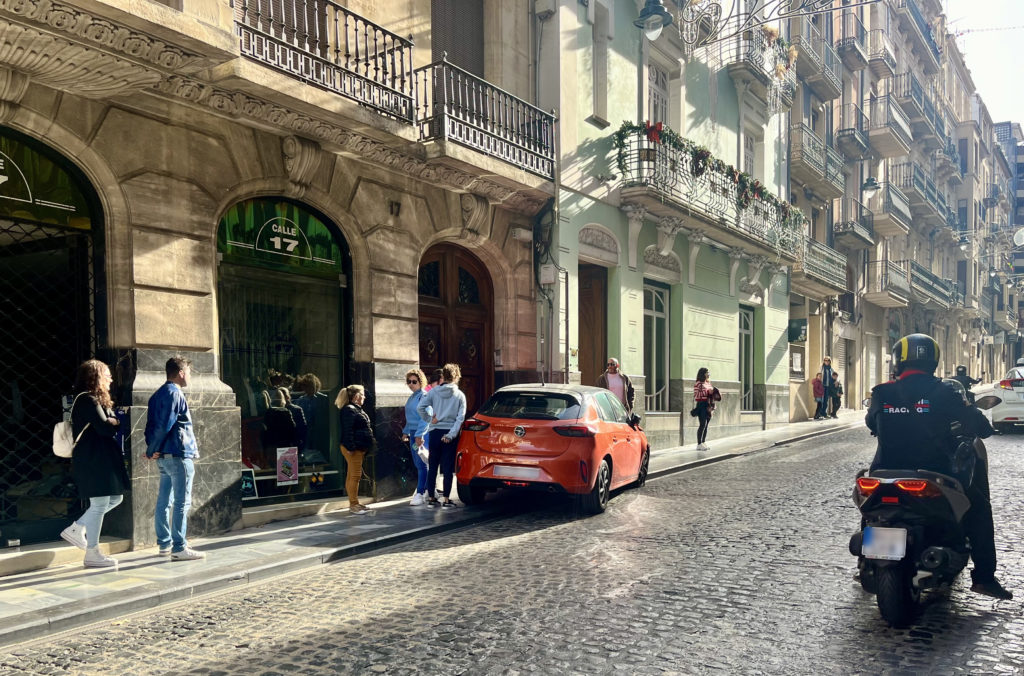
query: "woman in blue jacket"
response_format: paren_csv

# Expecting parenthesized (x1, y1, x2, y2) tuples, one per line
(402, 368, 430, 505)
(416, 363, 467, 508)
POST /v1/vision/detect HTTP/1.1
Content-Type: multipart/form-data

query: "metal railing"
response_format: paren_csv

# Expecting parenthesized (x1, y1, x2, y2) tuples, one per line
(838, 103, 869, 146)
(867, 30, 896, 72)
(893, 72, 924, 115)
(825, 145, 845, 193)
(873, 181, 913, 224)
(234, 0, 415, 121)
(837, 12, 867, 53)
(952, 284, 966, 307)
(792, 15, 824, 70)
(908, 260, 953, 306)
(896, 0, 941, 65)
(799, 237, 848, 290)
(617, 127, 801, 251)
(791, 123, 825, 175)
(821, 41, 843, 93)
(834, 197, 875, 242)
(890, 161, 927, 203)
(869, 96, 912, 147)
(1009, 307, 1020, 327)
(867, 259, 911, 297)
(415, 59, 556, 179)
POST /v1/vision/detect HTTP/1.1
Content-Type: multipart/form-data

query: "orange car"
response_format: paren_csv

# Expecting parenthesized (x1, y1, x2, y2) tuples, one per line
(455, 384, 650, 513)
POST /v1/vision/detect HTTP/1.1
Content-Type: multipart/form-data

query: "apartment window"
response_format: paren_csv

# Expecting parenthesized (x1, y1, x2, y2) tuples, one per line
(744, 134, 756, 176)
(588, 0, 612, 126)
(431, 0, 484, 76)
(643, 282, 670, 412)
(648, 63, 669, 124)
(958, 199, 968, 231)
(959, 139, 968, 175)
(739, 305, 755, 410)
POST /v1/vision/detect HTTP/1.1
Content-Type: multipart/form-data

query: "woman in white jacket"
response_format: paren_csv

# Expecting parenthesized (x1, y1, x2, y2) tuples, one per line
(416, 362, 467, 507)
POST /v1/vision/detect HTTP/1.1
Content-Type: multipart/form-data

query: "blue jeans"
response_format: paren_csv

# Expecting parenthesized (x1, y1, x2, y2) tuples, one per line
(76, 495, 123, 548)
(409, 440, 428, 494)
(155, 456, 195, 552)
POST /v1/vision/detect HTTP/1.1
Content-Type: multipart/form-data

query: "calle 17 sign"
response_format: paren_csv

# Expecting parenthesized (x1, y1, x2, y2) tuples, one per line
(255, 217, 311, 260)
(679, 0, 880, 48)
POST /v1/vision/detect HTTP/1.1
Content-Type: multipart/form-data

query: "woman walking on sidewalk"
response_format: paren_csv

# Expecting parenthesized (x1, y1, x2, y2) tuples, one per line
(337, 384, 376, 515)
(402, 369, 430, 505)
(60, 359, 130, 567)
(693, 367, 714, 451)
(417, 363, 467, 508)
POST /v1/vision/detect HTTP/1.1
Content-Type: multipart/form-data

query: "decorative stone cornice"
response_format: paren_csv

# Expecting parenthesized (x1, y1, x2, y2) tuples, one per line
(656, 216, 685, 256)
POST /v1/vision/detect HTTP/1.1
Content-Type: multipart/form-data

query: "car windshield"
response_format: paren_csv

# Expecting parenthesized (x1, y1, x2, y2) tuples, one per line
(478, 392, 582, 420)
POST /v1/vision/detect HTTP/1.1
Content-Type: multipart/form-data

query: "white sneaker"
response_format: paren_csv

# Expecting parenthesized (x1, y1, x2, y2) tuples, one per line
(170, 548, 206, 561)
(83, 547, 116, 568)
(695, 443, 705, 451)
(703, 444, 711, 452)
(410, 492, 424, 506)
(61, 523, 87, 550)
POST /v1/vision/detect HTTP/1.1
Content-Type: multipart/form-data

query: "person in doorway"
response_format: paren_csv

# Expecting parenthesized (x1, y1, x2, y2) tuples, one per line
(812, 372, 826, 420)
(820, 356, 836, 418)
(693, 367, 714, 451)
(417, 363, 467, 508)
(596, 358, 635, 412)
(144, 357, 205, 560)
(402, 369, 430, 505)
(829, 374, 843, 418)
(60, 359, 130, 568)
(337, 384, 375, 515)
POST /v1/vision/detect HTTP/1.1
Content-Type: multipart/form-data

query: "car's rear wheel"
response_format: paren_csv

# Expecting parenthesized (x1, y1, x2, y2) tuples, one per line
(633, 447, 650, 488)
(581, 459, 611, 514)
(456, 483, 486, 505)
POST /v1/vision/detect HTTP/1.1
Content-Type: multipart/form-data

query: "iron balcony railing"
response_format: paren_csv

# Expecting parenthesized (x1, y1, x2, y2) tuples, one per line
(869, 96, 913, 146)
(890, 161, 926, 204)
(834, 197, 875, 242)
(893, 72, 924, 116)
(867, 29, 896, 73)
(981, 288, 995, 316)
(922, 95, 938, 134)
(908, 260, 954, 306)
(820, 41, 843, 94)
(728, 27, 798, 106)
(825, 144, 845, 193)
(867, 259, 911, 297)
(799, 237, 848, 290)
(895, 0, 941, 65)
(792, 16, 824, 71)
(953, 284, 966, 307)
(984, 182, 1000, 207)
(873, 181, 913, 224)
(837, 103, 869, 149)
(837, 12, 867, 54)
(1009, 307, 1020, 327)
(791, 123, 826, 175)
(415, 59, 556, 179)
(234, 0, 415, 121)
(617, 128, 800, 251)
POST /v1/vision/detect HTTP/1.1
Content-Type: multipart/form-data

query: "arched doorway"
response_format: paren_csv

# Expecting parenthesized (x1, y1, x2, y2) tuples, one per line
(0, 127, 102, 547)
(418, 245, 493, 415)
(216, 198, 351, 505)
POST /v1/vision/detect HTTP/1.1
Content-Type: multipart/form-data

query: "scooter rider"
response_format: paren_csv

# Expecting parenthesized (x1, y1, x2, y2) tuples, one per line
(952, 365, 982, 402)
(865, 333, 1012, 600)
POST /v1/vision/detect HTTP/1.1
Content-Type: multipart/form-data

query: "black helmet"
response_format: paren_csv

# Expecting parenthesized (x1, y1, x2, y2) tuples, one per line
(941, 378, 969, 406)
(955, 365, 968, 376)
(892, 333, 940, 376)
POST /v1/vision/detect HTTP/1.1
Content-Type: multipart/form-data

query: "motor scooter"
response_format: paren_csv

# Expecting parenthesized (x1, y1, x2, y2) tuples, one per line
(849, 394, 1002, 627)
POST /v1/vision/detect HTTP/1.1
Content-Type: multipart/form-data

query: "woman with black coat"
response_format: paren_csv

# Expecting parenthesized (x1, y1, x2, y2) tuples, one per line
(60, 359, 131, 567)
(335, 384, 375, 515)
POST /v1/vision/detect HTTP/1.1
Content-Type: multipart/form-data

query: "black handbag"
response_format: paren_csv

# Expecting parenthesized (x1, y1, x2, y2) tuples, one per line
(690, 406, 699, 417)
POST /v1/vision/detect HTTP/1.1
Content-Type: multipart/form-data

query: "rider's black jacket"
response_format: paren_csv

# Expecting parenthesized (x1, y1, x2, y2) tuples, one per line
(866, 371, 992, 474)
(952, 374, 981, 392)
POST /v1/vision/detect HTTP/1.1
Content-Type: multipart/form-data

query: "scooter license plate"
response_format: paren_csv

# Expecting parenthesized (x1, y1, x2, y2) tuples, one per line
(862, 527, 907, 561)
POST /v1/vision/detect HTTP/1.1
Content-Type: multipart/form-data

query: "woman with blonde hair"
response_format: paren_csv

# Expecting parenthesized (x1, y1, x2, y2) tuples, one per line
(60, 359, 130, 567)
(402, 368, 430, 505)
(336, 384, 376, 515)
(416, 363, 467, 508)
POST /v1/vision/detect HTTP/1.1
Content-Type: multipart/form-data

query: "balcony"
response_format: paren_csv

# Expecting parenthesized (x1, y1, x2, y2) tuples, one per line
(890, 161, 927, 211)
(908, 260, 953, 309)
(808, 41, 843, 102)
(934, 136, 957, 178)
(919, 94, 941, 149)
(837, 104, 870, 159)
(824, 146, 846, 198)
(870, 182, 912, 237)
(893, 72, 925, 127)
(235, 0, 416, 122)
(791, 16, 824, 80)
(416, 60, 556, 180)
(1003, 307, 1021, 332)
(833, 198, 875, 250)
(984, 182, 1001, 208)
(868, 96, 912, 158)
(616, 126, 800, 262)
(864, 259, 911, 308)
(791, 237, 849, 298)
(894, 0, 941, 74)
(836, 12, 868, 71)
(726, 28, 796, 109)
(790, 123, 826, 186)
(868, 30, 897, 80)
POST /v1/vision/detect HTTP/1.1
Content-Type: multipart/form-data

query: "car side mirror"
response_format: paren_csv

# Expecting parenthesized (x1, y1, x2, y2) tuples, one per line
(629, 413, 642, 428)
(974, 395, 1002, 411)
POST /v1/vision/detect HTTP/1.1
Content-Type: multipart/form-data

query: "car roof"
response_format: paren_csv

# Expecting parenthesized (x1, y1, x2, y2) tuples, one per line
(492, 383, 606, 397)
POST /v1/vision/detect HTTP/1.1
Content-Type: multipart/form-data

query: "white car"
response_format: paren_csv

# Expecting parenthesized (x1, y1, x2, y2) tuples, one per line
(973, 366, 1024, 434)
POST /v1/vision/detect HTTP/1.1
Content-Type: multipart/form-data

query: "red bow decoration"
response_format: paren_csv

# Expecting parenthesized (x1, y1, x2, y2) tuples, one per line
(644, 120, 663, 144)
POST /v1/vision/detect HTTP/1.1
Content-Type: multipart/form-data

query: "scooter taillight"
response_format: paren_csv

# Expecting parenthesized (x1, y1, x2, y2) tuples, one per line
(894, 479, 941, 497)
(856, 477, 880, 496)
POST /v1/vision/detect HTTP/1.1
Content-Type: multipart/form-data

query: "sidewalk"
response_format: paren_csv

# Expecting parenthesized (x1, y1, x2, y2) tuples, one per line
(0, 412, 864, 648)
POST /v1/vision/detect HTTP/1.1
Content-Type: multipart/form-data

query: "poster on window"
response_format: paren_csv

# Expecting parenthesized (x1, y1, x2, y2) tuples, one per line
(276, 447, 299, 486)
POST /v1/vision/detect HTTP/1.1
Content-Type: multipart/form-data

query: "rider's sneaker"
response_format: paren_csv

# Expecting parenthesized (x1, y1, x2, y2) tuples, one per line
(971, 578, 1013, 600)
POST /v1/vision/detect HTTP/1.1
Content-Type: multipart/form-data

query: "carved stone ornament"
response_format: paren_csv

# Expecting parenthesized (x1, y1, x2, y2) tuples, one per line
(687, 229, 706, 285)
(282, 135, 321, 195)
(623, 203, 646, 270)
(0, 22, 159, 98)
(643, 245, 682, 283)
(460, 193, 490, 239)
(579, 226, 619, 255)
(656, 217, 686, 257)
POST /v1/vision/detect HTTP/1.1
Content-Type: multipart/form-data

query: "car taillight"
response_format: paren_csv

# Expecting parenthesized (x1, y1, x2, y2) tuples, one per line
(894, 479, 941, 497)
(856, 477, 880, 496)
(463, 419, 490, 432)
(999, 379, 1014, 390)
(554, 425, 595, 437)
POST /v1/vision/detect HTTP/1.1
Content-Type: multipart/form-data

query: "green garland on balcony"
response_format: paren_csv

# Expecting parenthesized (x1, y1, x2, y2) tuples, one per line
(612, 120, 804, 227)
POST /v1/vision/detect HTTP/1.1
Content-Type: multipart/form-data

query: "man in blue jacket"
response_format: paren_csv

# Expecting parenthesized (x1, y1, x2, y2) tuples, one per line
(145, 357, 205, 561)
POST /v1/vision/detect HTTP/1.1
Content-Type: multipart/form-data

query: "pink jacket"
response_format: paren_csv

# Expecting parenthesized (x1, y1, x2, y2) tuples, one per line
(812, 377, 824, 398)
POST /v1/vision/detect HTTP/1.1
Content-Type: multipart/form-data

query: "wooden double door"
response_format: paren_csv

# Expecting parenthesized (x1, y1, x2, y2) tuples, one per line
(418, 245, 493, 417)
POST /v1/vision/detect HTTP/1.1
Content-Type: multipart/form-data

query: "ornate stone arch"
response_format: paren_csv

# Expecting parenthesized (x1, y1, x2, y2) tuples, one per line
(578, 223, 620, 266)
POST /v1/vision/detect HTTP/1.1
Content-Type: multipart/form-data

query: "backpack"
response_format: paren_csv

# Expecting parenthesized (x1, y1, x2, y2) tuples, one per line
(52, 394, 90, 458)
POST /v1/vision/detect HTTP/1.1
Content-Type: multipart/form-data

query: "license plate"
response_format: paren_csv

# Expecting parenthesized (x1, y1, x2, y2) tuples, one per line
(862, 527, 907, 561)
(493, 465, 541, 480)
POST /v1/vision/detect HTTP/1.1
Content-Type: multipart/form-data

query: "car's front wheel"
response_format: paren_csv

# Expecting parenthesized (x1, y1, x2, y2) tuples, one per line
(633, 446, 650, 488)
(581, 459, 611, 514)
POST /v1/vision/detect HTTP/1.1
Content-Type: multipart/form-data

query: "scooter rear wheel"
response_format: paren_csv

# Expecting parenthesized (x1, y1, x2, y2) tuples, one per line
(876, 563, 916, 627)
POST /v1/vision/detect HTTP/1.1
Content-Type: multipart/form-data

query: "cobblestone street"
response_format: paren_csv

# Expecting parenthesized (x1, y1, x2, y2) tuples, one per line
(4, 426, 1024, 675)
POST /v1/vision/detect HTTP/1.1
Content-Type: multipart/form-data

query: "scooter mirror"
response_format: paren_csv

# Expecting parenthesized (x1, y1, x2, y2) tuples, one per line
(974, 395, 1003, 411)
(862, 398, 871, 407)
